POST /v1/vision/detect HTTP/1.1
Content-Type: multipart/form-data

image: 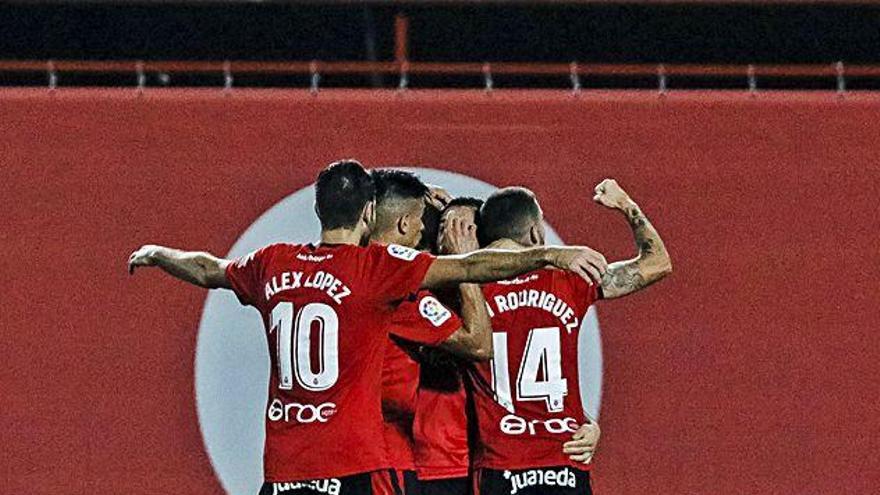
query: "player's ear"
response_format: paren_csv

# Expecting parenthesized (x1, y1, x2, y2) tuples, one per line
(529, 223, 542, 246)
(362, 200, 376, 227)
(397, 214, 410, 236)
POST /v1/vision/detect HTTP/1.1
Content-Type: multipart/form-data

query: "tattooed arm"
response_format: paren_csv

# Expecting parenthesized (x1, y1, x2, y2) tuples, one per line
(593, 179, 672, 299)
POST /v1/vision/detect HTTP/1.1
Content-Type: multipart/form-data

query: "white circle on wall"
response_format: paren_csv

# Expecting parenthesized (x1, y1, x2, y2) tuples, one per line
(194, 168, 602, 495)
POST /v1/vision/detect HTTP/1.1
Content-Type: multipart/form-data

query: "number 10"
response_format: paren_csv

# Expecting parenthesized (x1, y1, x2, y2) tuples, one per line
(270, 302, 340, 391)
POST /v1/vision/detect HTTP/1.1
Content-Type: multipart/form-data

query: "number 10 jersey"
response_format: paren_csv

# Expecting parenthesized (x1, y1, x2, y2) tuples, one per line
(225, 242, 435, 483)
(468, 268, 599, 471)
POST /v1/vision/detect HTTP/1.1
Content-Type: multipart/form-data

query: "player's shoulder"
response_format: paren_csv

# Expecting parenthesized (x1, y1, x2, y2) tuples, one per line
(546, 266, 590, 290)
(366, 242, 425, 262)
(492, 267, 588, 297)
(547, 266, 601, 308)
(232, 242, 285, 264)
(255, 242, 308, 258)
(242, 242, 334, 266)
(547, 266, 584, 285)
(483, 269, 545, 290)
(527, 267, 587, 293)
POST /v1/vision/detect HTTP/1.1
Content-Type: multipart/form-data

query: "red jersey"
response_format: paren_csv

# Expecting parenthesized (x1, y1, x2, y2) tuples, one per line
(382, 291, 462, 471)
(225, 242, 435, 482)
(469, 269, 599, 471)
(412, 357, 470, 480)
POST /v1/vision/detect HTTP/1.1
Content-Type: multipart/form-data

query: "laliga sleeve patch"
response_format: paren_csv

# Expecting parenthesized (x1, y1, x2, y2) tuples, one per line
(419, 296, 453, 327)
(387, 244, 420, 261)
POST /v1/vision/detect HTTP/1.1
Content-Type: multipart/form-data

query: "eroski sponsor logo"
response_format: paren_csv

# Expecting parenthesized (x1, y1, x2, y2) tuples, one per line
(503, 467, 577, 495)
(500, 414, 579, 436)
(271, 478, 341, 495)
(263, 270, 351, 304)
(267, 398, 337, 424)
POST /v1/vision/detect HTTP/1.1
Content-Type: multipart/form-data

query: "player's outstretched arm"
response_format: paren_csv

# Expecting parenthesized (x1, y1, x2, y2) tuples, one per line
(421, 245, 607, 289)
(128, 244, 232, 289)
(593, 179, 673, 299)
(435, 214, 493, 361)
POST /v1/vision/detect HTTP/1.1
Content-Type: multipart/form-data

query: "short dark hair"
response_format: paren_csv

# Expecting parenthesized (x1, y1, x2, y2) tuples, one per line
(444, 196, 484, 215)
(371, 169, 429, 205)
(443, 196, 484, 237)
(478, 187, 541, 245)
(314, 159, 375, 230)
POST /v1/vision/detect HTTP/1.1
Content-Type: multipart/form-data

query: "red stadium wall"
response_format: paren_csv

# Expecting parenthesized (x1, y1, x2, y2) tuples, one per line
(2, 88, 878, 494)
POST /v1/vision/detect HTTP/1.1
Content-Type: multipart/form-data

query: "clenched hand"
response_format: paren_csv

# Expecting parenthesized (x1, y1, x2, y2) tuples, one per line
(593, 178, 634, 211)
(128, 245, 159, 274)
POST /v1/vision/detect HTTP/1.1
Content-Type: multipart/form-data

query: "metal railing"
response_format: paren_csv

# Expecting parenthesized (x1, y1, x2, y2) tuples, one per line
(3, 16, 879, 91)
(3, 59, 879, 92)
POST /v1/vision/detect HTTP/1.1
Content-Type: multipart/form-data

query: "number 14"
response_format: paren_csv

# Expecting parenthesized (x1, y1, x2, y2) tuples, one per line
(490, 327, 568, 414)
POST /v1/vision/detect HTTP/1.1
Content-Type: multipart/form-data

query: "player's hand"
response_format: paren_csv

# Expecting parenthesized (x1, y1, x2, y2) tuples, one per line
(546, 246, 607, 285)
(593, 178, 635, 211)
(425, 184, 453, 210)
(563, 418, 601, 464)
(128, 245, 160, 274)
(438, 213, 479, 255)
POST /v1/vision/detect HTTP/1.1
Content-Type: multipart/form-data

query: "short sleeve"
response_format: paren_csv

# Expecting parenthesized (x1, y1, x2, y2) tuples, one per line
(388, 291, 462, 346)
(559, 270, 600, 316)
(366, 244, 436, 304)
(224, 244, 281, 307)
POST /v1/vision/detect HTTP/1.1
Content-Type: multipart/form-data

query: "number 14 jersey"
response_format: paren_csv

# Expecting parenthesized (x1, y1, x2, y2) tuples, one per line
(225, 242, 435, 483)
(468, 268, 599, 471)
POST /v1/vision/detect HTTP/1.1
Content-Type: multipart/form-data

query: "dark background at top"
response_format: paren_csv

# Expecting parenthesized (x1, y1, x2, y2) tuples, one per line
(2, 2, 880, 88)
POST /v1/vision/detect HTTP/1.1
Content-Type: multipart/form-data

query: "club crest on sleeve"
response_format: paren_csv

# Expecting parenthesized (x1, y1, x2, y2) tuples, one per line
(419, 296, 452, 327)
(387, 244, 419, 261)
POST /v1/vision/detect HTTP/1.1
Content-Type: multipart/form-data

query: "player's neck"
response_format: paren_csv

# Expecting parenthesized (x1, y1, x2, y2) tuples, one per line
(488, 238, 526, 250)
(369, 230, 401, 246)
(320, 228, 365, 246)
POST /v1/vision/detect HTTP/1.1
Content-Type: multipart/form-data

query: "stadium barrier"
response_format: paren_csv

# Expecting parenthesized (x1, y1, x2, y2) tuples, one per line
(3, 59, 880, 92)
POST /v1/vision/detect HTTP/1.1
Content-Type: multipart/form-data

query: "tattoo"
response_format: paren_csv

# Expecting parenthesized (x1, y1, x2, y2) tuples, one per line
(600, 203, 670, 298)
(601, 262, 647, 294)
(625, 205, 662, 259)
(625, 206, 646, 226)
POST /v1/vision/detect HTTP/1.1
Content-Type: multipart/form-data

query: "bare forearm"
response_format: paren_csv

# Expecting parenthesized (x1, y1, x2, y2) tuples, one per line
(423, 248, 550, 288)
(151, 247, 230, 289)
(424, 245, 602, 289)
(601, 203, 672, 298)
(459, 247, 551, 283)
(624, 202, 670, 269)
(454, 283, 493, 360)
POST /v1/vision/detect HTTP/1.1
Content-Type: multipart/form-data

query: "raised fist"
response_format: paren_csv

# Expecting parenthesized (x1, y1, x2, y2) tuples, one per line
(592, 178, 633, 211)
